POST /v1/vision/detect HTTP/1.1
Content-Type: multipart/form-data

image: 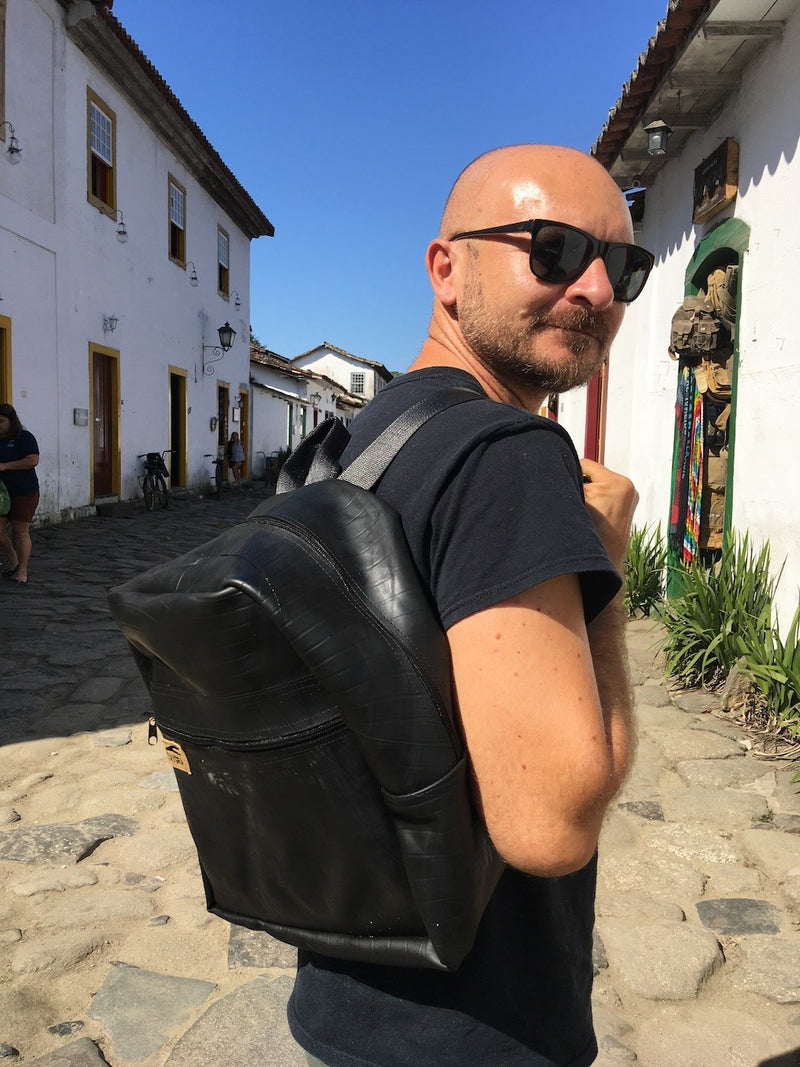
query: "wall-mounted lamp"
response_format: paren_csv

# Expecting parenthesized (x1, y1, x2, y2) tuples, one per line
(113, 209, 128, 243)
(187, 261, 199, 287)
(643, 119, 673, 157)
(1, 121, 22, 165)
(309, 392, 322, 406)
(103, 314, 119, 334)
(231, 290, 242, 311)
(202, 321, 237, 375)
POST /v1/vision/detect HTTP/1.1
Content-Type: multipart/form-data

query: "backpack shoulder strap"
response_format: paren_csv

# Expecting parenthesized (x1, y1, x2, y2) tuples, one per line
(340, 385, 481, 490)
(277, 384, 482, 494)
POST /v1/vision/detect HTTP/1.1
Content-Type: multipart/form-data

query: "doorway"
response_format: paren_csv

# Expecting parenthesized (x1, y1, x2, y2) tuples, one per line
(169, 368, 187, 486)
(583, 362, 608, 463)
(0, 315, 11, 402)
(237, 388, 249, 478)
(90, 345, 120, 499)
(667, 218, 748, 587)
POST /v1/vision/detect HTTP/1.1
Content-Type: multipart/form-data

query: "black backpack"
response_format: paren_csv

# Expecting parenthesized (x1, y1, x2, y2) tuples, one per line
(108, 386, 504, 972)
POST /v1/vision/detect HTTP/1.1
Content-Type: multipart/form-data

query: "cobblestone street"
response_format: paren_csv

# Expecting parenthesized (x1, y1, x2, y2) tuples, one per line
(1, 488, 799, 1066)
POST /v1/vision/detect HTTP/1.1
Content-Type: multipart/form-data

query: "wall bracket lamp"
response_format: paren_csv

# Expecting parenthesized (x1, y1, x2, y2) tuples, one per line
(103, 314, 119, 334)
(112, 209, 128, 243)
(187, 261, 199, 287)
(643, 119, 673, 157)
(1, 121, 22, 165)
(230, 290, 242, 311)
(202, 321, 237, 375)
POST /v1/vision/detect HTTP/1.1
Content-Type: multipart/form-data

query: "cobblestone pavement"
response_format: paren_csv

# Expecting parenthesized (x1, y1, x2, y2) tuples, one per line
(1, 488, 799, 1066)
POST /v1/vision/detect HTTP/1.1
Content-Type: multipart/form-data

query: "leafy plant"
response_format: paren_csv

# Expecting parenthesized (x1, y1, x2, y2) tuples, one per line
(737, 601, 800, 741)
(659, 533, 776, 689)
(624, 523, 667, 618)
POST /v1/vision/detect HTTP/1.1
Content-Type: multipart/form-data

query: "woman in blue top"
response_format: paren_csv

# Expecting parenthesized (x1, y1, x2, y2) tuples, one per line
(0, 403, 40, 585)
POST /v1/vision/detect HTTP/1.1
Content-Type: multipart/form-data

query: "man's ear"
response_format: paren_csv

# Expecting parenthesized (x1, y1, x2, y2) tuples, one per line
(426, 239, 458, 308)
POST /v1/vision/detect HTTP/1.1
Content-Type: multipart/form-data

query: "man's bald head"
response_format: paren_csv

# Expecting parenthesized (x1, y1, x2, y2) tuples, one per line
(439, 144, 632, 242)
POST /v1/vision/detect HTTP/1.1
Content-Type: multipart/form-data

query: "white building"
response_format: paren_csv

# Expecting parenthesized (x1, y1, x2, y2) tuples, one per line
(291, 343, 394, 402)
(0, 0, 272, 519)
(557, 0, 800, 628)
(249, 345, 365, 477)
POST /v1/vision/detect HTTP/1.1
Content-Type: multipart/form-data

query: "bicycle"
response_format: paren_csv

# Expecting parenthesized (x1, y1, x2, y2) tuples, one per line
(137, 450, 172, 511)
(204, 453, 224, 500)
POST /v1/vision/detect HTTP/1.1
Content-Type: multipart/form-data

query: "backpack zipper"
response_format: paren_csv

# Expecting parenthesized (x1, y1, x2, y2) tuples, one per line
(147, 714, 348, 752)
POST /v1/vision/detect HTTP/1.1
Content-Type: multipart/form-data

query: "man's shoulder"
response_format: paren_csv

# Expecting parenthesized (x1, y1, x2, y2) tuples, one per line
(348, 368, 575, 458)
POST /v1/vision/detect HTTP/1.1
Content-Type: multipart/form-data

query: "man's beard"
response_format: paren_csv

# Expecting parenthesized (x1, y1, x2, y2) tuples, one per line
(458, 271, 613, 394)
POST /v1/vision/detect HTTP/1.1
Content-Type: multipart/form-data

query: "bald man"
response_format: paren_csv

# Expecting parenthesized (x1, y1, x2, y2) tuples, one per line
(288, 145, 651, 1067)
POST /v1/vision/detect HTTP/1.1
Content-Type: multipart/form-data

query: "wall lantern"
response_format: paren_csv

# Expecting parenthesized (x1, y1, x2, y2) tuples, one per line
(230, 290, 242, 311)
(187, 261, 199, 287)
(643, 119, 673, 157)
(1, 121, 22, 164)
(309, 392, 322, 406)
(113, 209, 128, 243)
(202, 321, 237, 375)
(103, 314, 119, 334)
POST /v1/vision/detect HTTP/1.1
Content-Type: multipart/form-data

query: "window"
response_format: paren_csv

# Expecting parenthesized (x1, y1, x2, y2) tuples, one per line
(87, 89, 116, 213)
(168, 175, 186, 265)
(350, 371, 365, 394)
(217, 226, 230, 296)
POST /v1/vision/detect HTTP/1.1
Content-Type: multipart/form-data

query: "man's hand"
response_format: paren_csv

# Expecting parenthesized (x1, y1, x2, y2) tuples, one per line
(580, 459, 638, 574)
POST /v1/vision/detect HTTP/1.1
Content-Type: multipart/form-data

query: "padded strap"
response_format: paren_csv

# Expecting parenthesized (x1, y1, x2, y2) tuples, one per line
(340, 386, 481, 490)
(276, 385, 482, 494)
(276, 418, 351, 492)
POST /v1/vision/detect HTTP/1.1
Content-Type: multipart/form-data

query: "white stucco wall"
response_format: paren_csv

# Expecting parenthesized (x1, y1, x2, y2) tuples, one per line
(1, 0, 255, 518)
(293, 348, 384, 400)
(563, 6, 800, 630)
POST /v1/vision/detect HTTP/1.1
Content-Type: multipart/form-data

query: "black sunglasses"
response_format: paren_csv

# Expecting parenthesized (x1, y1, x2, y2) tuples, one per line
(449, 218, 655, 304)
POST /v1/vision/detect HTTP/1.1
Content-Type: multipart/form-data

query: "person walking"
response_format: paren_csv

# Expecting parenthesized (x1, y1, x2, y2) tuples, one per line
(288, 145, 650, 1066)
(0, 402, 40, 585)
(227, 431, 245, 488)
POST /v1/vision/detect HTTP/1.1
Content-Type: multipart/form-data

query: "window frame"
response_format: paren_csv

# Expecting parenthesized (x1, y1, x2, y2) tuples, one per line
(86, 88, 117, 215)
(168, 174, 187, 267)
(350, 371, 365, 395)
(217, 225, 230, 297)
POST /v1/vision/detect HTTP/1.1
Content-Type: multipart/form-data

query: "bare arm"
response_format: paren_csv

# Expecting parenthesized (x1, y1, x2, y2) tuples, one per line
(446, 460, 638, 878)
(0, 453, 39, 472)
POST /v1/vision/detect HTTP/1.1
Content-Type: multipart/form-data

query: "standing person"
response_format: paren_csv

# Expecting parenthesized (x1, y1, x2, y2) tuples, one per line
(227, 431, 245, 488)
(288, 145, 651, 1066)
(0, 402, 40, 585)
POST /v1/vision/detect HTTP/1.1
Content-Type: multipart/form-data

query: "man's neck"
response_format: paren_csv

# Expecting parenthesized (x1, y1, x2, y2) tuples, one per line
(410, 335, 548, 414)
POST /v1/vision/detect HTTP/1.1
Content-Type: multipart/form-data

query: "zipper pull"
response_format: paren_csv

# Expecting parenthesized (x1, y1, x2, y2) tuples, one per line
(148, 717, 159, 746)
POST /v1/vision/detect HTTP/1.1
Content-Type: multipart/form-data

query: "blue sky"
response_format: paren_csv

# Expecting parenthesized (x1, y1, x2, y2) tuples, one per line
(118, 1, 667, 372)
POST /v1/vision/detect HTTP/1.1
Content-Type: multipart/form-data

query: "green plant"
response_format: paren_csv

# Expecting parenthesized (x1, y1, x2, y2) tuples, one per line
(659, 533, 775, 689)
(737, 601, 800, 741)
(624, 523, 667, 617)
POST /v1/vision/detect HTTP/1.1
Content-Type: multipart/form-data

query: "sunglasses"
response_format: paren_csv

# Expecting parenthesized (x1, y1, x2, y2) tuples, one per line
(449, 218, 655, 304)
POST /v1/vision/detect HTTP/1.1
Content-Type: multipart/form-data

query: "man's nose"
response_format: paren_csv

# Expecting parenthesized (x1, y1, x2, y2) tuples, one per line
(564, 256, 616, 311)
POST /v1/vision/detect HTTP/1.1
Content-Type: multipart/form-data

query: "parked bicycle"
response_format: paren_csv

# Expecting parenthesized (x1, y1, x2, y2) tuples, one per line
(137, 450, 172, 511)
(204, 453, 224, 500)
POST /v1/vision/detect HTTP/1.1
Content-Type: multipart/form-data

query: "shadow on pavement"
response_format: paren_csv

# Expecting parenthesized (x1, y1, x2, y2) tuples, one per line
(0, 487, 270, 746)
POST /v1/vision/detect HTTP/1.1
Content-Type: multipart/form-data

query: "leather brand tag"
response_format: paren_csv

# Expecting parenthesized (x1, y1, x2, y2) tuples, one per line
(162, 738, 191, 774)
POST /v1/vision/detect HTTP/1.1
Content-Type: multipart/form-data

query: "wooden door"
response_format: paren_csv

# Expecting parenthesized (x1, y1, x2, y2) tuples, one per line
(92, 352, 114, 496)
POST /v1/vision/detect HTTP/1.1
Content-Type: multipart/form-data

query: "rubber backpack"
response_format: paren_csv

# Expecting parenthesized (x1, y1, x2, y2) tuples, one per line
(108, 386, 504, 971)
